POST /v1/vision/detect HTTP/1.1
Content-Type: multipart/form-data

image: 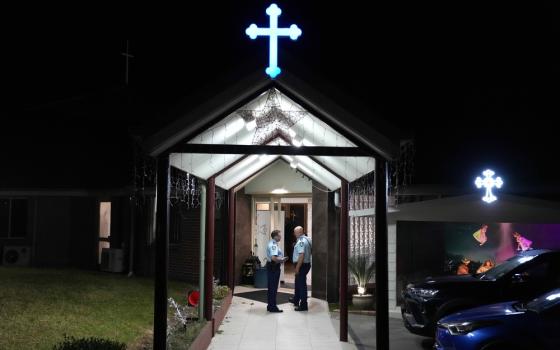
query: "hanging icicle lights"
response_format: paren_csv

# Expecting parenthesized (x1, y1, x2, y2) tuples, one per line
(170, 167, 200, 209)
(169, 167, 224, 211)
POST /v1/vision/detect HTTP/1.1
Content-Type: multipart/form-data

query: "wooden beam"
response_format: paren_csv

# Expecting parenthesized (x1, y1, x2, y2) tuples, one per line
(153, 155, 170, 350)
(204, 177, 216, 321)
(171, 144, 368, 157)
(375, 160, 389, 350)
(339, 179, 349, 342)
(208, 133, 290, 179)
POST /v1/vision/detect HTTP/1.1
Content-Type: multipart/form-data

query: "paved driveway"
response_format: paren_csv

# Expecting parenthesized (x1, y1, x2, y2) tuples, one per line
(330, 313, 434, 350)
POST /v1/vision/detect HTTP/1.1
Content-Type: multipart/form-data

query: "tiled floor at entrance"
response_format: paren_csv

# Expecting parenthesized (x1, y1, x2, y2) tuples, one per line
(209, 286, 357, 350)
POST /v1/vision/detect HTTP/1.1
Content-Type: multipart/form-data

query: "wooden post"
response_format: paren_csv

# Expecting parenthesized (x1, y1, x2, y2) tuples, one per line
(153, 155, 170, 350)
(375, 159, 389, 350)
(339, 179, 349, 342)
(227, 190, 235, 290)
(198, 185, 207, 320)
(204, 177, 216, 321)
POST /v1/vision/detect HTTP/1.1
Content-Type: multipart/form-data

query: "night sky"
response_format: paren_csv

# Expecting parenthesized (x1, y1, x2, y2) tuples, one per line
(8, 2, 560, 190)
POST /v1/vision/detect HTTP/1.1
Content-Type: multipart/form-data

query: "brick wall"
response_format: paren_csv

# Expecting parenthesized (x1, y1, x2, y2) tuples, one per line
(234, 189, 252, 285)
(168, 187, 228, 284)
(169, 204, 201, 283)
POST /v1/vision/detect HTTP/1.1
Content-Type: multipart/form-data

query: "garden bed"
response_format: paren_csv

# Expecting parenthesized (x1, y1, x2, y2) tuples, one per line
(188, 289, 233, 350)
(211, 290, 233, 335)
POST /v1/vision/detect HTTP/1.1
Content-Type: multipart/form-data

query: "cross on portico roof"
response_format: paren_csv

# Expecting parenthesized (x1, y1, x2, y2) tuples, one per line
(245, 3, 302, 79)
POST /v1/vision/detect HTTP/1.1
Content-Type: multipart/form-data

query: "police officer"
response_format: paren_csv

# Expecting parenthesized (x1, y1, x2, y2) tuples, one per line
(291, 226, 312, 311)
(266, 229, 288, 312)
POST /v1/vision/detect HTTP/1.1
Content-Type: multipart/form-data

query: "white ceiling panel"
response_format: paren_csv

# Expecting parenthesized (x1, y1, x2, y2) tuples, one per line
(171, 88, 375, 189)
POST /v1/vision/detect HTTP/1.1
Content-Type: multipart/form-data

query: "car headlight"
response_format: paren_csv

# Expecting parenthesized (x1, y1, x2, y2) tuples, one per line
(437, 320, 500, 335)
(409, 287, 439, 298)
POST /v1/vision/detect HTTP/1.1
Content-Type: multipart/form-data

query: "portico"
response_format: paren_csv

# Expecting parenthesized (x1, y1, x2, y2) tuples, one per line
(144, 69, 398, 349)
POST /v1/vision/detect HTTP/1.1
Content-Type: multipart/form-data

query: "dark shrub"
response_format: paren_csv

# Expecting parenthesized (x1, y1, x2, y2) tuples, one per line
(53, 335, 126, 350)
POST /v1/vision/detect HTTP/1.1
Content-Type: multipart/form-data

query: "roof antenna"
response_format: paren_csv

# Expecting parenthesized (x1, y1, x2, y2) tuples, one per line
(121, 40, 134, 86)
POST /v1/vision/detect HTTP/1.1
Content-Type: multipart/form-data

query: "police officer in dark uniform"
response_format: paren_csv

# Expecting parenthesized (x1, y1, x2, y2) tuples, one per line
(266, 229, 288, 312)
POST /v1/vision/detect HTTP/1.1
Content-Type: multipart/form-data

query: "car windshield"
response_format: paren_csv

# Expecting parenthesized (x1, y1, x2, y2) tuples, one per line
(527, 289, 560, 313)
(478, 254, 536, 281)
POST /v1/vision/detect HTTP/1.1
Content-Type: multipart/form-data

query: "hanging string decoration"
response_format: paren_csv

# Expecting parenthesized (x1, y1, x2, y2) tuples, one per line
(349, 172, 375, 263)
(170, 166, 200, 210)
(389, 139, 415, 206)
(238, 88, 307, 145)
(132, 138, 156, 201)
(349, 172, 375, 211)
(130, 138, 158, 244)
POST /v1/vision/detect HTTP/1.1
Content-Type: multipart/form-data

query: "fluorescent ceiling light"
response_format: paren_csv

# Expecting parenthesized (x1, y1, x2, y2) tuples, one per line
(271, 188, 288, 194)
(245, 118, 257, 131)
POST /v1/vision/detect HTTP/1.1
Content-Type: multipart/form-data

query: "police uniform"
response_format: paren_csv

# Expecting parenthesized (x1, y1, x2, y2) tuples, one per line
(266, 239, 283, 311)
(292, 235, 312, 309)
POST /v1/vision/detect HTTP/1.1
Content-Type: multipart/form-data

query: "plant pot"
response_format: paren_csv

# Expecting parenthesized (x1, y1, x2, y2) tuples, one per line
(352, 294, 374, 310)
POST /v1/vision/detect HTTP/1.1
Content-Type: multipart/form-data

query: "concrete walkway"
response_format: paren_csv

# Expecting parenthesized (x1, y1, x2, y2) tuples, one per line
(208, 286, 357, 350)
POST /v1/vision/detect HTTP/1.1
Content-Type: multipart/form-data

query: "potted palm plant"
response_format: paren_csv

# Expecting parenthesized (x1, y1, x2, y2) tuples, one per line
(348, 255, 375, 309)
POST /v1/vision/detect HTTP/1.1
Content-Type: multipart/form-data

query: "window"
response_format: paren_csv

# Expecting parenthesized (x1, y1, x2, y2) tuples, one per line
(517, 261, 550, 283)
(98, 202, 111, 264)
(0, 199, 28, 238)
(256, 203, 270, 211)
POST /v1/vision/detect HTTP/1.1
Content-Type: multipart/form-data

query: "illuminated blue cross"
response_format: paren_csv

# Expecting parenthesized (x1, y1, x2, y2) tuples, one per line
(246, 3, 302, 79)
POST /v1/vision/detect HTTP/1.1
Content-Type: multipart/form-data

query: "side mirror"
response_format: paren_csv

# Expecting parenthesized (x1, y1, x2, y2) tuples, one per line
(511, 273, 526, 284)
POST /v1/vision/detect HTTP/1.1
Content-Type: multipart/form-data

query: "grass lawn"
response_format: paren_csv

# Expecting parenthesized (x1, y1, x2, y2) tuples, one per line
(0, 267, 196, 350)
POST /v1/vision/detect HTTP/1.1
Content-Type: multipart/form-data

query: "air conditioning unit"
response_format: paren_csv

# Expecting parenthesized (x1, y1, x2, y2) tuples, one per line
(2, 246, 31, 267)
(100, 248, 125, 273)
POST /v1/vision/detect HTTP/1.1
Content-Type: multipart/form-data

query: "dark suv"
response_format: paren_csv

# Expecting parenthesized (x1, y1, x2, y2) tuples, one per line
(401, 249, 560, 337)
